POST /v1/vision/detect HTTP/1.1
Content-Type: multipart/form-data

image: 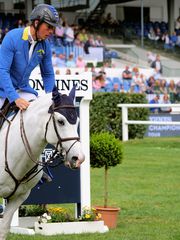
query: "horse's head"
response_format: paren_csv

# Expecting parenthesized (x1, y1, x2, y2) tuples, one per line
(46, 86, 85, 169)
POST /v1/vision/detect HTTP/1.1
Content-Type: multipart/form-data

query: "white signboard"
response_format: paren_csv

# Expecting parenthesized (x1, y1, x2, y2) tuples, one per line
(29, 72, 92, 100)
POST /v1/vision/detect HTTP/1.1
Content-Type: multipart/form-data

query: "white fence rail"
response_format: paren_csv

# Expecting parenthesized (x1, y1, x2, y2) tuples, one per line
(117, 103, 180, 141)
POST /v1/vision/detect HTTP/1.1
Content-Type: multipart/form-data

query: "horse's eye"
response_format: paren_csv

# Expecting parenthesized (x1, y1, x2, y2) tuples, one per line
(58, 120, 64, 126)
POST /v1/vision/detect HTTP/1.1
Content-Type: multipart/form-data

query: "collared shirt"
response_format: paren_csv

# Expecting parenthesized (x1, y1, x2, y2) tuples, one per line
(28, 27, 37, 60)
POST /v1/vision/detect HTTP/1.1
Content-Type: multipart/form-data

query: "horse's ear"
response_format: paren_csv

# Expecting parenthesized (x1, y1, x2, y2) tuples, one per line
(52, 85, 61, 105)
(69, 85, 76, 101)
(48, 86, 61, 113)
(52, 85, 59, 97)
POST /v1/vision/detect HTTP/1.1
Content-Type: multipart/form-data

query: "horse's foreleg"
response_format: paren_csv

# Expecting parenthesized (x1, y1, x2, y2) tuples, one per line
(0, 191, 30, 240)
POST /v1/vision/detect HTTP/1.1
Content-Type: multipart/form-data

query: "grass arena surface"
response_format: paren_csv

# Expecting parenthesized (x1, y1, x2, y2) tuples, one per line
(6, 137, 180, 240)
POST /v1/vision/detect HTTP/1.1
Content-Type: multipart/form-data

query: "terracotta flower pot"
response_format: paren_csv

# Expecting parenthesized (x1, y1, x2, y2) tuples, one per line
(94, 206, 120, 229)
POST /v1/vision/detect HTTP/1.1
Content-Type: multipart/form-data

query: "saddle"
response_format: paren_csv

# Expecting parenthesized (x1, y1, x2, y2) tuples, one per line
(0, 99, 19, 130)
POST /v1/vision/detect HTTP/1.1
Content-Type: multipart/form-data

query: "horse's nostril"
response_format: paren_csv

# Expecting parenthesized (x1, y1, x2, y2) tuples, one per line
(70, 156, 79, 169)
(72, 156, 78, 161)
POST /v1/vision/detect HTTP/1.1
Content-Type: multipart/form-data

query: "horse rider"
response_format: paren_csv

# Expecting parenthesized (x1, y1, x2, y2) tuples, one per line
(0, 4, 60, 182)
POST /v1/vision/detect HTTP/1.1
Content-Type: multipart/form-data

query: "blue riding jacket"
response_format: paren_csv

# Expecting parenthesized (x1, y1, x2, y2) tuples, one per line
(0, 27, 55, 103)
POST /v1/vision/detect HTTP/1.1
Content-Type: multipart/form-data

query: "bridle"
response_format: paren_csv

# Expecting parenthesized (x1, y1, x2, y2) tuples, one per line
(44, 104, 80, 162)
(4, 103, 80, 200)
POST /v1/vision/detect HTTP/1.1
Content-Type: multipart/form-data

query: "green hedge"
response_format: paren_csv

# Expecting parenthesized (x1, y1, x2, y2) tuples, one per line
(90, 92, 149, 140)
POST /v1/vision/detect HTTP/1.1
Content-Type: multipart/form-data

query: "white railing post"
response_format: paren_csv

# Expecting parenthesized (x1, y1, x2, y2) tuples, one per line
(121, 106, 128, 141)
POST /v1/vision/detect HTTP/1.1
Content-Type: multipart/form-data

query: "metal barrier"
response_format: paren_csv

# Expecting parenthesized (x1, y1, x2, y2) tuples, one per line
(117, 103, 180, 141)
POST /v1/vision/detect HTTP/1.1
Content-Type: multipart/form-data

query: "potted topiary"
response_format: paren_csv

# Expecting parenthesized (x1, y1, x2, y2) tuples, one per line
(90, 132, 123, 229)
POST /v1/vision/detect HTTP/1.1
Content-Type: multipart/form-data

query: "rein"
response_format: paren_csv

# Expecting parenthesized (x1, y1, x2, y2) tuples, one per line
(4, 104, 80, 200)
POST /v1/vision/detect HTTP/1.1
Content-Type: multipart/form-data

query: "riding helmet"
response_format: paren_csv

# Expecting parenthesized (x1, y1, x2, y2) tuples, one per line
(30, 4, 59, 27)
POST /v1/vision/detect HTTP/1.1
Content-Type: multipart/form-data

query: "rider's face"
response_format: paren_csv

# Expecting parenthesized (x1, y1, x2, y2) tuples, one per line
(37, 22, 55, 40)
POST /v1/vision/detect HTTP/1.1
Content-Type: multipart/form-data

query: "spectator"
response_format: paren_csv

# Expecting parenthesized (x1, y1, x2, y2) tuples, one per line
(105, 12, 114, 36)
(57, 53, 66, 67)
(175, 16, 180, 34)
(98, 67, 106, 78)
(0, 28, 3, 44)
(74, 32, 84, 46)
(151, 54, 163, 74)
(76, 56, 86, 68)
(160, 94, 172, 113)
(66, 68, 71, 75)
(132, 71, 140, 86)
(170, 31, 178, 47)
(112, 83, 121, 92)
(176, 80, 180, 102)
(78, 28, 88, 44)
(1, 28, 9, 42)
(162, 32, 174, 50)
(132, 66, 139, 76)
(155, 27, 162, 41)
(66, 53, 76, 68)
(153, 68, 162, 80)
(159, 79, 168, 94)
(93, 74, 105, 92)
(146, 76, 155, 94)
(176, 32, 180, 47)
(55, 24, 64, 46)
(84, 34, 96, 54)
(153, 79, 161, 95)
(149, 94, 160, 113)
(148, 27, 160, 45)
(122, 65, 132, 85)
(14, 19, 25, 28)
(95, 35, 105, 47)
(147, 51, 156, 65)
(168, 79, 177, 103)
(55, 69, 60, 75)
(63, 22, 75, 47)
(138, 73, 147, 93)
(51, 51, 59, 67)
